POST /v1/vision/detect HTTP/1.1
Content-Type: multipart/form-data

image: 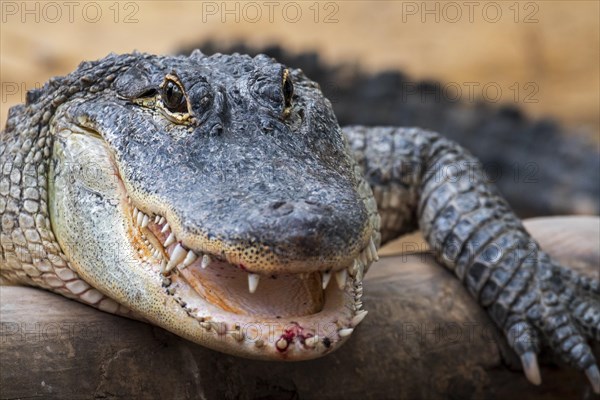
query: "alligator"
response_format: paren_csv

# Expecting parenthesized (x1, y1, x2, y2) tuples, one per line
(0, 50, 598, 393)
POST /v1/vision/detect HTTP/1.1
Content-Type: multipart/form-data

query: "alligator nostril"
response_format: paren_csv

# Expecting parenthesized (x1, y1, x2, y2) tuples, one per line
(210, 124, 223, 136)
(269, 201, 294, 216)
(272, 201, 286, 209)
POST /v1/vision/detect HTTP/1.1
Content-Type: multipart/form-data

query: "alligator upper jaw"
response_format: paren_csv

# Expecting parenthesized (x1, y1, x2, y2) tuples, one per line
(126, 196, 377, 358)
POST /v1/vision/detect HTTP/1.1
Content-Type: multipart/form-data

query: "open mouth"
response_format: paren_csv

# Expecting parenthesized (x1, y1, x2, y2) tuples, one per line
(124, 195, 378, 357)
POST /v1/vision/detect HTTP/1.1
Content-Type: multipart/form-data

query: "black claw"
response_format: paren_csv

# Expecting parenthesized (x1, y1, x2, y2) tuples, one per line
(520, 352, 542, 386)
(585, 365, 600, 395)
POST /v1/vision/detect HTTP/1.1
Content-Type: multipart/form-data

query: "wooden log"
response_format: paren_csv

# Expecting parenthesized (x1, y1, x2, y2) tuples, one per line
(1, 217, 598, 399)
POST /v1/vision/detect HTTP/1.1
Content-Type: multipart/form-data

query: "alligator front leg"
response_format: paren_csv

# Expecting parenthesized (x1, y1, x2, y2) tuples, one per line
(344, 126, 600, 392)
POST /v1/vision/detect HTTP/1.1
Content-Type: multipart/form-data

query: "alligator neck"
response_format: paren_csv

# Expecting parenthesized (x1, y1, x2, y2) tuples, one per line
(0, 55, 136, 314)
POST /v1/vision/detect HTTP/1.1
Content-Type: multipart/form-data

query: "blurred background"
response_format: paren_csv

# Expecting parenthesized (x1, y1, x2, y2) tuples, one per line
(2, 0, 599, 219)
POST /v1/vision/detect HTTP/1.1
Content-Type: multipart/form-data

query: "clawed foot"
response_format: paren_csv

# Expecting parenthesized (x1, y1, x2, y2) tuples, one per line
(492, 252, 599, 393)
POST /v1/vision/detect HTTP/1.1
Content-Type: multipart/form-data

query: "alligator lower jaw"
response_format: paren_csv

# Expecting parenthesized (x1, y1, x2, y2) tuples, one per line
(125, 195, 376, 358)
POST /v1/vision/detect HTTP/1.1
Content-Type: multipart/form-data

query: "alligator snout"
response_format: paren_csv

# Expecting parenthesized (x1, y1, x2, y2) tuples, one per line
(160, 177, 372, 274)
(264, 196, 362, 246)
(219, 188, 371, 272)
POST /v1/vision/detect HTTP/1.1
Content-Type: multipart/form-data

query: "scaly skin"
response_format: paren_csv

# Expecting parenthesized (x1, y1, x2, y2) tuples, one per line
(0, 51, 598, 392)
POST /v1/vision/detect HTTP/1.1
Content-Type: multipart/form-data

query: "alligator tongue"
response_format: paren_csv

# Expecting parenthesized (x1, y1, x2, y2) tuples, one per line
(178, 259, 324, 317)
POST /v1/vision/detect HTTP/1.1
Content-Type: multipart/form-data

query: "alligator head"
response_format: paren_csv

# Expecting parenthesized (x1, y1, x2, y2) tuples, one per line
(47, 51, 380, 360)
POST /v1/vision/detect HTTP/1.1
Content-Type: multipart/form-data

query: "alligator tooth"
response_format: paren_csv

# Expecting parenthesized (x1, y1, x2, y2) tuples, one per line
(335, 269, 347, 290)
(304, 335, 319, 348)
(355, 259, 364, 281)
(133, 207, 139, 219)
(199, 322, 212, 330)
(165, 244, 186, 272)
(338, 328, 354, 337)
(137, 211, 146, 227)
(248, 273, 260, 293)
(230, 331, 245, 342)
(351, 310, 368, 327)
(181, 251, 198, 269)
(161, 223, 170, 233)
(160, 259, 167, 273)
(201, 254, 212, 269)
(348, 259, 361, 278)
(322, 271, 332, 290)
(360, 251, 368, 266)
(164, 232, 176, 247)
(369, 238, 379, 261)
(158, 216, 166, 225)
(141, 214, 150, 228)
(163, 262, 174, 274)
(153, 249, 161, 259)
(154, 215, 160, 224)
(276, 338, 288, 351)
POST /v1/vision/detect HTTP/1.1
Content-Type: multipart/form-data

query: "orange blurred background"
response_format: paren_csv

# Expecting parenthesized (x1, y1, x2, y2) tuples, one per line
(1, 0, 599, 138)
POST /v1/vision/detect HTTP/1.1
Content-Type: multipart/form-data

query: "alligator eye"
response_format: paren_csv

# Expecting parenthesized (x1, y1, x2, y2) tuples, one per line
(282, 69, 294, 109)
(161, 79, 188, 114)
